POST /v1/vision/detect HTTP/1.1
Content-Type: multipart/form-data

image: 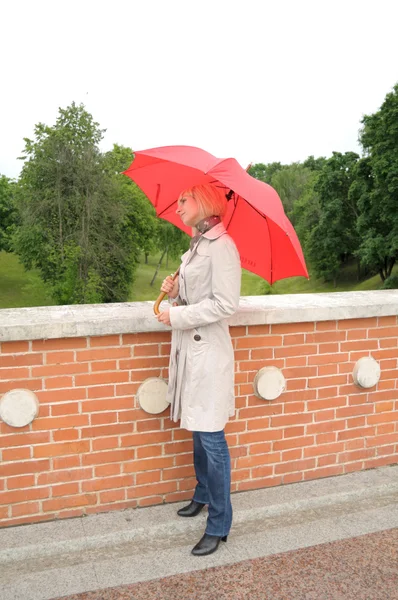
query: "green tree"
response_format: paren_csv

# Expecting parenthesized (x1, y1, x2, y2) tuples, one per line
(270, 163, 313, 219)
(306, 152, 360, 284)
(14, 103, 138, 304)
(354, 83, 398, 281)
(103, 144, 158, 263)
(248, 162, 286, 185)
(290, 170, 321, 250)
(0, 175, 17, 252)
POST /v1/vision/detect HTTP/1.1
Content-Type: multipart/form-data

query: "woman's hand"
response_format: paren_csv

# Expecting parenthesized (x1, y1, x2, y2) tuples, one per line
(160, 274, 179, 299)
(156, 309, 171, 326)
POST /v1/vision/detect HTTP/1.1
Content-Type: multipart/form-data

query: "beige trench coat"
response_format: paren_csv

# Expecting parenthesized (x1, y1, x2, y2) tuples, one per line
(167, 222, 241, 432)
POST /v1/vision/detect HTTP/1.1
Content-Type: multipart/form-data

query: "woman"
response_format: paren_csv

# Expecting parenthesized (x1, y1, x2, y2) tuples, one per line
(156, 183, 241, 556)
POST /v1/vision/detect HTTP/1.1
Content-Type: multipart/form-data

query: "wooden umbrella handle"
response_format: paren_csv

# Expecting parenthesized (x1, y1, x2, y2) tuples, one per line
(153, 267, 180, 315)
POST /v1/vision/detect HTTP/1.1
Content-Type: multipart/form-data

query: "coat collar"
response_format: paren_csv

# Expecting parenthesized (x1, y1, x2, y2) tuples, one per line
(202, 221, 227, 240)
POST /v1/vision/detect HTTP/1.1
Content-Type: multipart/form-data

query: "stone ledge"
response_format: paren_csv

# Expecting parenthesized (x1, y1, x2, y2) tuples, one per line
(0, 291, 397, 343)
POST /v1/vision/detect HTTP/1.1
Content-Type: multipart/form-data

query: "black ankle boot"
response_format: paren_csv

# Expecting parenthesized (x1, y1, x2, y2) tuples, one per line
(177, 500, 205, 517)
(191, 533, 228, 556)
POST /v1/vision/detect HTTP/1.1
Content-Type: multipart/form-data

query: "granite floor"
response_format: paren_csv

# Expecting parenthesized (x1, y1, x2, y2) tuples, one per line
(55, 527, 398, 600)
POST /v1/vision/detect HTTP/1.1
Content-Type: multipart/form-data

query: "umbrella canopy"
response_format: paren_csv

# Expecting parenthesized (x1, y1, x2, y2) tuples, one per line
(123, 146, 309, 284)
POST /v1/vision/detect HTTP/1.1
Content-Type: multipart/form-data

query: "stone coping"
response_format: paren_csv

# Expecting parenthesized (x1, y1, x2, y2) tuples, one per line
(0, 291, 397, 343)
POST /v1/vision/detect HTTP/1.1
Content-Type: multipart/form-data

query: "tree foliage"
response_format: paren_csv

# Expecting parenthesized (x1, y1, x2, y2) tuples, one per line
(354, 83, 398, 280)
(0, 175, 17, 252)
(306, 152, 360, 283)
(14, 103, 139, 304)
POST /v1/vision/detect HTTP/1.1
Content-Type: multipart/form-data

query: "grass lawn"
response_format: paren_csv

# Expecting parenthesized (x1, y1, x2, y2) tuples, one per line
(0, 251, 54, 309)
(0, 251, 393, 310)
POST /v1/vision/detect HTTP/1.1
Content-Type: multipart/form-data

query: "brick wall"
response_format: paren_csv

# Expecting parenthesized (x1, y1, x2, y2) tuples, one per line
(1, 314, 398, 527)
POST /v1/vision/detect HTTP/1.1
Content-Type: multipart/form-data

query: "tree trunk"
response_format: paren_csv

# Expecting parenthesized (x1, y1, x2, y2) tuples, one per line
(387, 258, 395, 278)
(150, 247, 167, 286)
(145, 253, 149, 264)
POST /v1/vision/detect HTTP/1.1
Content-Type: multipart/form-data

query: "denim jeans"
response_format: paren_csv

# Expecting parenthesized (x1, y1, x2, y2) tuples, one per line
(192, 430, 232, 537)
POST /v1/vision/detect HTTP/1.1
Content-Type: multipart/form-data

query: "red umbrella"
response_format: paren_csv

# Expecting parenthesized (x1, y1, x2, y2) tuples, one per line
(123, 145, 309, 284)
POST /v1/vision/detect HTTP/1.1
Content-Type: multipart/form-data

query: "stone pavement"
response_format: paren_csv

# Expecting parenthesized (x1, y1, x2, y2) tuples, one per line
(1, 465, 398, 600)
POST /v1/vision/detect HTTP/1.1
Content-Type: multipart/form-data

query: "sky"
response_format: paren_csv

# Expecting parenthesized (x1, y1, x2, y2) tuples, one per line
(1, 0, 397, 179)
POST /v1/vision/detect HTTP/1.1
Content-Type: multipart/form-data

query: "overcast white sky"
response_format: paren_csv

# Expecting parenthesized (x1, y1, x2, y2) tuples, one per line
(1, 0, 397, 179)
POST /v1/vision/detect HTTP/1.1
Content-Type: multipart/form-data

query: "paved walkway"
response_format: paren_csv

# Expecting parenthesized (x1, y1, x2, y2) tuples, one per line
(1, 465, 398, 600)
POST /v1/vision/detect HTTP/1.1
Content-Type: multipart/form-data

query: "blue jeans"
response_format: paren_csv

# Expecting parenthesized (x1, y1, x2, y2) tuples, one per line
(192, 430, 232, 537)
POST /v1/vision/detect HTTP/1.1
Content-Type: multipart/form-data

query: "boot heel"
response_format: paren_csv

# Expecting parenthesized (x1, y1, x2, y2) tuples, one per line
(221, 536, 228, 542)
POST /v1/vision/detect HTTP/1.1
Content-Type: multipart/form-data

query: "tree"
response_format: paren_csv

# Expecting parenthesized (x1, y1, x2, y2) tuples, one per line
(0, 175, 17, 252)
(270, 163, 313, 219)
(103, 144, 158, 263)
(248, 162, 286, 185)
(14, 103, 139, 304)
(354, 83, 398, 281)
(290, 170, 321, 250)
(306, 152, 360, 284)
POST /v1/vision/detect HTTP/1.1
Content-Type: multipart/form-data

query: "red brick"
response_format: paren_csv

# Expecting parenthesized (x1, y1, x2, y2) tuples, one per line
(246, 325, 269, 335)
(33, 363, 88, 377)
(51, 402, 80, 416)
(275, 459, 316, 474)
(274, 345, 318, 358)
(53, 456, 80, 470)
(44, 376, 73, 390)
(337, 426, 376, 441)
(52, 483, 80, 497)
(42, 494, 97, 512)
(273, 436, 315, 451)
(136, 445, 163, 459)
(82, 475, 133, 492)
(123, 332, 171, 344)
(34, 440, 90, 458)
(0, 432, 50, 449)
(32, 415, 89, 431)
(0, 487, 50, 506)
(120, 431, 172, 447)
(12, 502, 41, 517)
(32, 338, 88, 351)
(308, 353, 349, 366)
(128, 481, 177, 499)
(37, 468, 93, 485)
(6, 475, 35, 489)
(2, 447, 31, 461)
(271, 414, 313, 428)
(92, 437, 119, 451)
(303, 465, 344, 480)
(338, 318, 377, 330)
(0, 367, 30, 380)
(53, 429, 80, 442)
(75, 371, 129, 387)
(162, 466, 195, 481)
(95, 464, 121, 477)
(46, 351, 75, 364)
(1, 341, 30, 353)
(90, 335, 121, 347)
(0, 353, 43, 368)
(315, 321, 337, 331)
(81, 423, 132, 439)
(271, 323, 314, 334)
(82, 448, 135, 465)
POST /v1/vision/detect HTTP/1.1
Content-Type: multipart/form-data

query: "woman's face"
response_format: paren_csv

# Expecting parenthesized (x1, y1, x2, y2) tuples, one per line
(176, 194, 201, 227)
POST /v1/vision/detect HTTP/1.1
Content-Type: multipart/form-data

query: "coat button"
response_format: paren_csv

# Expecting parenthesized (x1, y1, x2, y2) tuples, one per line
(194, 334, 201, 341)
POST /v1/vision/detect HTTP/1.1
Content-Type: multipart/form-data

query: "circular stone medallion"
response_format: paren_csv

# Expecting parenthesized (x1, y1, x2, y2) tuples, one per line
(353, 356, 381, 388)
(253, 367, 286, 401)
(137, 378, 170, 414)
(0, 389, 39, 428)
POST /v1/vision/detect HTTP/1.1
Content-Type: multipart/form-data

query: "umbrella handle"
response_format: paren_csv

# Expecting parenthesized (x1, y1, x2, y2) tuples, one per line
(153, 267, 181, 315)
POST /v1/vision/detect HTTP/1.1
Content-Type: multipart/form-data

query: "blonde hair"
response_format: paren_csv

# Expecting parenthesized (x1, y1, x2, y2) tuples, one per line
(181, 184, 228, 221)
